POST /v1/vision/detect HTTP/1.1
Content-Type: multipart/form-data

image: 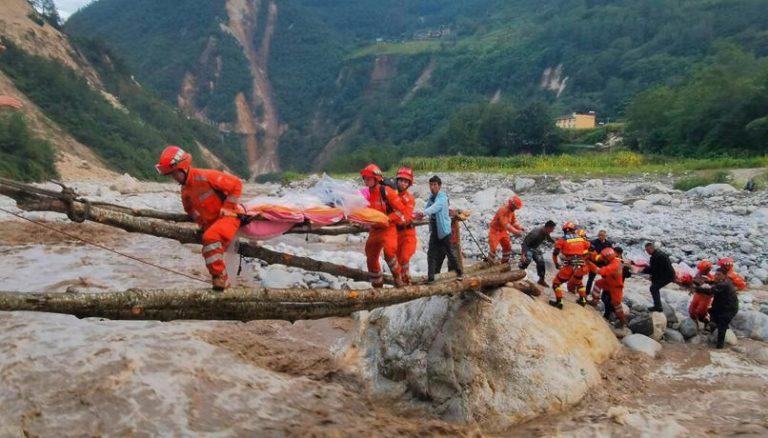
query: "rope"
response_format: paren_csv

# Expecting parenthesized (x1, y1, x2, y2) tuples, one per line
(0, 206, 210, 285)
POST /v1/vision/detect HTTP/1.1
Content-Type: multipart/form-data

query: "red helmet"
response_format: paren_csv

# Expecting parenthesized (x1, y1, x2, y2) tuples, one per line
(697, 260, 713, 272)
(601, 247, 616, 260)
(508, 195, 523, 209)
(717, 258, 734, 269)
(562, 221, 576, 232)
(360, 163, 383, 182)
(576, 228, 587, 238)
(396, 166, 414, 183)
(156, 145, 191, 175)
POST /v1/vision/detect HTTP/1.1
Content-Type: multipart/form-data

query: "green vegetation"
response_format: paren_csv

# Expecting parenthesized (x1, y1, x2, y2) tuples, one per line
(399, 152, 768, 176)
(0, 42, 246, 179)
(673, 171, 731, 191)
(0, 111, 58, 181)
(350, 41, 443, 59)
(626, 45, 768, 156)
(66, 0, 768, 172)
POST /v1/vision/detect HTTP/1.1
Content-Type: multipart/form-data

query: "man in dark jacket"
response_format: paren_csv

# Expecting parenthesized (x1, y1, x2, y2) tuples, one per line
(519, 220, 556, 286)
(642, 242, 675, 312)
(696, 268, 739, 349)
(585, 230, 613, 296)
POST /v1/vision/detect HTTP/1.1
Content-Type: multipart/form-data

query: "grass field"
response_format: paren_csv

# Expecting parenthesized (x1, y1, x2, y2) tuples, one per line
(349, 40, 443, 59)
(397, 152, 768, 177)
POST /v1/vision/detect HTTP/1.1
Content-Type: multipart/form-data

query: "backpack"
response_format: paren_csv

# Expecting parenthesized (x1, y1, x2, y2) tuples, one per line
(377, 177, 398, 215)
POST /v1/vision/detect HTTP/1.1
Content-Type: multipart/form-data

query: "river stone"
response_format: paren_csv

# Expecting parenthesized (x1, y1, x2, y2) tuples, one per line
(633, 200, 653, 210)
(663, 329, 685, 344)
(586, 203, 611, 213)
(584, 179, 603, 188)
(622, 334, 662, 358)
(514, 177, 536, 193)
(750, 208, 768, 225)
(709, 329, 738, 346)
(748, 347, 768, 364)
(650, 312, 667, 341)
(356, 286, 619, 425)
(628, 314, 653, 337)
(551, 198, 567, 209)
(686, 183, 737, 198)
(730, 310, 768, 341)
(679, 318, 699, 339)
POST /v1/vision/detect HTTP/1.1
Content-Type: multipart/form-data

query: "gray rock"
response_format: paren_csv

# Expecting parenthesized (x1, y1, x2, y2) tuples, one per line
(730, 310, 768, 341)
(628, 314, 653, 337)
(752, 268, 768, 282)
(686, 183, 737, 198)
(740, 242, 755, 253)
(584, 179, 603, 188)
(514, 177, 536, 193)
(646, 194, 673, 205)
(663, 329, 685, 344)
(750, 208, 768, 225)
(679, 318, 699, 339)
(586, 203, 612, 213)
(551, 198, 567, 209)
(662, 303, 677, 325)
(633, 200, 653, 210)
(259, 269, 306, 288)
(622, 334, 663, 358)
(688, 335, 705, 345)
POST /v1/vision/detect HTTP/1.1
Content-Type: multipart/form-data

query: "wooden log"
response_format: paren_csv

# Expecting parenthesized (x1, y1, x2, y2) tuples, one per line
(0, 270, 525, 321)
(1, 180, 492, 285)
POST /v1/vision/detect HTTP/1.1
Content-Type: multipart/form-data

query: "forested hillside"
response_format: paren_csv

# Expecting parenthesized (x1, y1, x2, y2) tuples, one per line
(66, 0, 768, 173)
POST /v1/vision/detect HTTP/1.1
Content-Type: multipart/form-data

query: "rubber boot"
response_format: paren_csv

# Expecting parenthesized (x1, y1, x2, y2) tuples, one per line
(576, 296, 587, 307)
(401, 271, 412, 286)
(393, 273, 405, 288)
(537, 277, 549, 288)
(548, 299, 564, 310)
(212, 273, 230, 292)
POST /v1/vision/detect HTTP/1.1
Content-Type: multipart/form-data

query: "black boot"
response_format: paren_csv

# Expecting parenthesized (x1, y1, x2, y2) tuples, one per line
(549, 299, 564, 310)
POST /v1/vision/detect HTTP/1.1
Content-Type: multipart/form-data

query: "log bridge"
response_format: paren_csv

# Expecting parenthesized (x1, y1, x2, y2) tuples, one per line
(0, 178, 527, 321)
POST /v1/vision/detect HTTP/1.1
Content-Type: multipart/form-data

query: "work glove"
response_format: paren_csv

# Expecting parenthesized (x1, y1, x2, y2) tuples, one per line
(414, 211, 425, 221)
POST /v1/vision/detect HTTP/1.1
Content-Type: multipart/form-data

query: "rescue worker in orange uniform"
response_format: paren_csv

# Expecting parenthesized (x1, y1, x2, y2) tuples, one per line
(587, 247, 628, 329)
(155, 145, 243, 291)
(394, 167, 417, 285)
(550, 221, 592, 309)
(688, 260, 715, 325)
(361, 164, 406, 288)
(717, 258, 747, 291)
(488, 196, 524, 264)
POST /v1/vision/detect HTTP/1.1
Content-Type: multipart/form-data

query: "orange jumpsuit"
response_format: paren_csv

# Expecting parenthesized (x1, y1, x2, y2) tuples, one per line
(552, 234, 591, 299)
(366, 184, 406, 287)
(726, 269, 747, 291)
(689, 270, 715, 322)
(488, 206, 522, 263)
(181, 168, 243, 279)
(396, 189, 417, 284)
(590, 258, 625, 319)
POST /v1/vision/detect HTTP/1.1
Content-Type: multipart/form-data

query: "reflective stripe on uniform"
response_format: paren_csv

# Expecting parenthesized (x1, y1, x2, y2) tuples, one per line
(203, 241, 222, 253)
(199, 190, 215, 202)
(205, 254, 223, 265)
(194, 175, 208, 182)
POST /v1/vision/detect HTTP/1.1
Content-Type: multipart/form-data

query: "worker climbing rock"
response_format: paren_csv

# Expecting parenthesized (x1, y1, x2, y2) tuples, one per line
(717, 257, 747, 291)
(689, 260, 715, 325)
(695, 268, 739, 349)
(395, 167, 417, 285)
(585, 230, 613, 295)
(586, 247, 628, 330)
(361, 163, 406, 288)
(488, 196, 524, 264)
(155, 145, 243, 291)
(550, 221, 592, 309)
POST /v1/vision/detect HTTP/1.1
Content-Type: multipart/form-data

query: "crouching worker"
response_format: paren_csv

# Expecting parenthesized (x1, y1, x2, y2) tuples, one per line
(155, 145, 243, 291)
(688, 260, 715, 325)
(586, 248, 627, 329)
(696, 268, 739, 349)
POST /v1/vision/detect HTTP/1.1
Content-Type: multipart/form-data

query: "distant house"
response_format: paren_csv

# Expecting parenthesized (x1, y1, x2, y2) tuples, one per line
(555, 112, 596, 129)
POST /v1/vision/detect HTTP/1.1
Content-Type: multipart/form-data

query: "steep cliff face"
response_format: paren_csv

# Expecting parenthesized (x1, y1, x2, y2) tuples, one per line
(221, 0, 281, 177)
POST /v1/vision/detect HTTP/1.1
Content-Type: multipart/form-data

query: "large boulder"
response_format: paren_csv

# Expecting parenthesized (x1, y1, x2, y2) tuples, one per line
(587, 203, 611, 213)
(356, 287, 619, 425)
(650, 312, 668, 341)
(622, 334, 662, 358)
(749, 208, 768, 226)
(686, 183, 737, 198)
(709, 329, 738, 346)
(628, 314, 653, 336)
(730, 310, 768, 341)
(663, 329, 685, 344)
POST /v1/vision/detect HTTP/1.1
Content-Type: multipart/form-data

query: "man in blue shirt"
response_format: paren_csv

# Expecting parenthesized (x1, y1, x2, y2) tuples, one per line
(422, 175, 463, 282)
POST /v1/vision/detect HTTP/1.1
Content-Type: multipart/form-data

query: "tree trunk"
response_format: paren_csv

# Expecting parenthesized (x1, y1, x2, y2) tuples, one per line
(0, 270, 525, 321)
(0, 179, 484, 284)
